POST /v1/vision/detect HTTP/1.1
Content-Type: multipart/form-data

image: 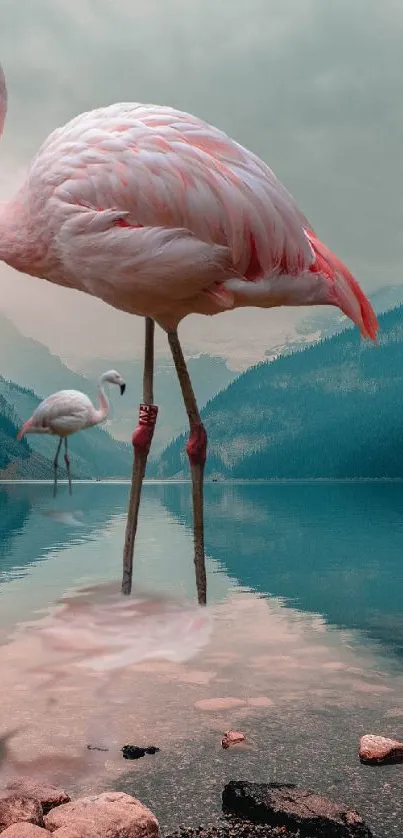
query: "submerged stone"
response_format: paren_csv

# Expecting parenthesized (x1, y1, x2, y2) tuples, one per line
(221, 731, 246, 749)
(122, 744, 160, 760)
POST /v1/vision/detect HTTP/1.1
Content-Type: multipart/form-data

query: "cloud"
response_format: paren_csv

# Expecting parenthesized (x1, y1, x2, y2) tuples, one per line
(0, 0, 402, 367)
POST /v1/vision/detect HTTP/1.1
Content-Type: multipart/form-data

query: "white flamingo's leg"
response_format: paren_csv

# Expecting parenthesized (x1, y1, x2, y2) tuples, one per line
(167, 329, 207, 606)
(122, 317, 158, 595)
(64, 438, 72, 495)
(53, 437, 63, 498)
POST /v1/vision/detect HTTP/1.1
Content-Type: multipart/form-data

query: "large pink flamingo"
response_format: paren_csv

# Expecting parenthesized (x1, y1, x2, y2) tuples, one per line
(0, 63, 378, 604)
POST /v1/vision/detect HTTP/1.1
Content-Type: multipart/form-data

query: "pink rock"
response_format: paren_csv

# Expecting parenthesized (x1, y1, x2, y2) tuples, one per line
(44, 791, 159, 838)
(221, 730, 246, 749)
(359, 734, 403, 764)
(0, 795, 44, 832)
(194, 697, 246, 711)
(5, 778, 70, 814)
(1, 825, 50, 836)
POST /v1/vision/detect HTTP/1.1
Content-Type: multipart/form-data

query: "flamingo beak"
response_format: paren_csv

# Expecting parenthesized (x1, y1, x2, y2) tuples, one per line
(120, 383, 126, 395)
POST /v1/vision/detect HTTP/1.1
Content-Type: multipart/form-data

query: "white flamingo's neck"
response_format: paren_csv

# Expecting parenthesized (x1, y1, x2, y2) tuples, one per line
(94, 383, 110, 424)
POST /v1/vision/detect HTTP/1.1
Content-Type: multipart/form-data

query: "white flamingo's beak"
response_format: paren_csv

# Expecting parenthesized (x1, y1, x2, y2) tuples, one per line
(120, 383, 126, 395)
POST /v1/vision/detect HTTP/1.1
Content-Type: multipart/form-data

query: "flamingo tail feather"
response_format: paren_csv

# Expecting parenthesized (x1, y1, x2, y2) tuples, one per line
(306, 230, 379, 342)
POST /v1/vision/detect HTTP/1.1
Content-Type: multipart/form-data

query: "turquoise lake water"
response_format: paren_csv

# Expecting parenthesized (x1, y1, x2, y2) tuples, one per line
(1, 481, 403, 837)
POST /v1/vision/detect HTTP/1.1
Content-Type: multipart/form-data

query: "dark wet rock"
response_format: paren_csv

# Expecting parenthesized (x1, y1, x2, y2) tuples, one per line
(122, 744, 160, 760)
(5, 777, 70, 815)
(222, 732, 246, 750)
(0, 795, 44, 832)
(359, 734, 403, 765)
(222, 782, 372, 838)
(122, 746, 146, 761)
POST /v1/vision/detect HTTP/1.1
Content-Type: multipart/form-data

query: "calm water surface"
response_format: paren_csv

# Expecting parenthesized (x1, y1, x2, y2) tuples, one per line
(1, 481, 403, 837)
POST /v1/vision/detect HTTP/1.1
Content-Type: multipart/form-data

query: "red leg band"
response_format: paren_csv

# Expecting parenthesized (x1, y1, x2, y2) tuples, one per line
(132, 404, 159, 452)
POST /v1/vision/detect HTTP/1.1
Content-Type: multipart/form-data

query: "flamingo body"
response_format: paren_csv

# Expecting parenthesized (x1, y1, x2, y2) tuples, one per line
(19, 390, 105, 439)
(0, 94, 377, 339)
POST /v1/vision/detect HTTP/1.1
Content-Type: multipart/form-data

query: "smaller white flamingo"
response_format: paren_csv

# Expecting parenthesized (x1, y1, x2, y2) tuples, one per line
(17, 370, 126, 496)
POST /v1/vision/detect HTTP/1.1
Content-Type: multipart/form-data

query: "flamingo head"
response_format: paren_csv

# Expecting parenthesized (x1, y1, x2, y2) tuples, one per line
(100, 369, 126, 395)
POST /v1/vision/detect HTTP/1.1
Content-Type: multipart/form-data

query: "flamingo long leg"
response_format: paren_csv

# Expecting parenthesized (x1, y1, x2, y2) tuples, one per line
(167, 329, 207, 606)
(121, 317, 158, 595)
(64, 438, 72, 495)
(53, 437, 63, 498)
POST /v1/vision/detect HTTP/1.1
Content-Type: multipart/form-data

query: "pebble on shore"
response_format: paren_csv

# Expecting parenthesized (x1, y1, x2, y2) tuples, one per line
(165, 820, 296, 838)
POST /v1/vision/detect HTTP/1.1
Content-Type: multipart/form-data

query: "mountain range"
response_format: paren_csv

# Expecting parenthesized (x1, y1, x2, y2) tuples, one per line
(2, 283, 403, 479)
(153, 302, 403, 479)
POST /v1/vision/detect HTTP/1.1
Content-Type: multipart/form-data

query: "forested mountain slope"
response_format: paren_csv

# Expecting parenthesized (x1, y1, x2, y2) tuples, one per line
(154, 305, 403, 479)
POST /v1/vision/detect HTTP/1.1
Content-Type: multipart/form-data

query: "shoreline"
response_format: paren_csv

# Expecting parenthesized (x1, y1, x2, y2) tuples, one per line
(0, 777, 375, 837)
(2, 477, 403, 485)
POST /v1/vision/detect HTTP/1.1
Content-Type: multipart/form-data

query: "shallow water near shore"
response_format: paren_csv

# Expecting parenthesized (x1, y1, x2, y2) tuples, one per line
(1, 481, 403, 837)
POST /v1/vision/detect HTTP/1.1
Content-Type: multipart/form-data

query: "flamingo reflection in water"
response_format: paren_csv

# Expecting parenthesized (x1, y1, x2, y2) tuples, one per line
(0, 586, 212, 784)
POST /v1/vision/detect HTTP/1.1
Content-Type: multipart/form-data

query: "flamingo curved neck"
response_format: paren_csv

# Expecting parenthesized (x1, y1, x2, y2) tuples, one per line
(94, 383, 110, 424)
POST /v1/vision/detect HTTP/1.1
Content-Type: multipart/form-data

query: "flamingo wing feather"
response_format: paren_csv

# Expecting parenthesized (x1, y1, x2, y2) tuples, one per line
(28, 391, 95, 435)
(28, 104, 314, 294)
(9, 100, 377, 339)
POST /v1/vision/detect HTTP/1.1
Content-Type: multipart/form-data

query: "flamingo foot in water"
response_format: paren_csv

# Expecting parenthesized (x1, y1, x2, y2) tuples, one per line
(166, 328, 208, 606)
(186, 422, 207, 606)
(64, 439, 72, 495)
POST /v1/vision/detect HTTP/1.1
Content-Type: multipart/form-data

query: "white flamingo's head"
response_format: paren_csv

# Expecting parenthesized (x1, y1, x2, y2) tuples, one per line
(100, 369, 126, 395)
(0, 63, 7, 138)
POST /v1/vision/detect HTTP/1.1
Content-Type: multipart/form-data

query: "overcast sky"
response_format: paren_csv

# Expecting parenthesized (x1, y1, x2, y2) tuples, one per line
(0, 0, 402, 369)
